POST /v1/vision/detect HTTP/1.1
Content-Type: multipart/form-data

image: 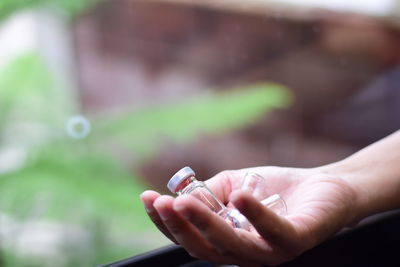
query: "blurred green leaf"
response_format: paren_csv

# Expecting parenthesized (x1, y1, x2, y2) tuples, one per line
(0, 52, 292, 266)
(99, 84, 291, 157)
(0, 53, 51, 128)
(0, 0, 98, 22)
(0, 52, 74, 137)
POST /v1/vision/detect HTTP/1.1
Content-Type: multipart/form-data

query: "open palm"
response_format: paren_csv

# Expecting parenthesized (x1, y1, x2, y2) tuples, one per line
(141, 166, 357, 265)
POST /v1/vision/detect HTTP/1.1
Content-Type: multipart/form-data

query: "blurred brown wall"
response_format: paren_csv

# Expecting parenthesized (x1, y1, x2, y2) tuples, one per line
(72, 0, 400, 190)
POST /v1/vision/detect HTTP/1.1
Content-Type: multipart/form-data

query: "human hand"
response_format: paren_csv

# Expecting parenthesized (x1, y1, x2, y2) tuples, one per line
(140, 166, 358, 266)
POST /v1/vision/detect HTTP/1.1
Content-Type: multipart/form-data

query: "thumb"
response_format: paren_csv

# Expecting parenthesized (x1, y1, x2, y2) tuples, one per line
(230, 191, 302, 255)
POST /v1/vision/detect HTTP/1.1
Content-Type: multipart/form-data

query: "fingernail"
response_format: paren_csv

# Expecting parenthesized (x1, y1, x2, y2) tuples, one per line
(140, 195, 154, 213)
(144, 203, 154, 213)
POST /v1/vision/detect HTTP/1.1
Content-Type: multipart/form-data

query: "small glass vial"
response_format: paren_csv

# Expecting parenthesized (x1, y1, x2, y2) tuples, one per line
(167, 167, 287, 231)
(242, 172, 287, 216)
(167, 167, 244, 228)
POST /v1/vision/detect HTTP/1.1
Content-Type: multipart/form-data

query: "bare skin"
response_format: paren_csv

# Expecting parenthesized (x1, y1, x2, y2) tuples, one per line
(140, 130, 400, 266)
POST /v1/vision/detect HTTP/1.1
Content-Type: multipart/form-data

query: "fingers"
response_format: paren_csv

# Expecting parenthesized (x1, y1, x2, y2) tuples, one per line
(153, 195, 221, 261)
(142, 191, 295, 265)
(173, 195, 268, 266)
(230, 191, 301, 256)
(173, 195, 240, 252)
(140, 190, 178, 243)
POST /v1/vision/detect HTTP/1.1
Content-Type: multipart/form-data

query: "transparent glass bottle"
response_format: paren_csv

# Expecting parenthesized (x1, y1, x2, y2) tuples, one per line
(167, 166, 244, 228)
(241, 172, 287, 216)
(167, 167, 287, 231)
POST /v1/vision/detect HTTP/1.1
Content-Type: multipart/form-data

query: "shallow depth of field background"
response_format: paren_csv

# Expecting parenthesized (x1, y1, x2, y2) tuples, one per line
(1, 0, 400, 266)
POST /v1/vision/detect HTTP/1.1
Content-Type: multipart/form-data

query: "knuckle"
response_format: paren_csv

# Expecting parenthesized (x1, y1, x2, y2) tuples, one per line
(217, 170, 236, 181)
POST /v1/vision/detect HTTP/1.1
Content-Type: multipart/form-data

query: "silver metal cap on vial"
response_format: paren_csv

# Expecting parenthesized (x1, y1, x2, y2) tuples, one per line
(167, 166, 195, 193)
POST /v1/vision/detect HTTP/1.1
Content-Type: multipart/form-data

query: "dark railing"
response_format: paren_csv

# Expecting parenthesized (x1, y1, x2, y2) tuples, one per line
(101, 210, 400, 267)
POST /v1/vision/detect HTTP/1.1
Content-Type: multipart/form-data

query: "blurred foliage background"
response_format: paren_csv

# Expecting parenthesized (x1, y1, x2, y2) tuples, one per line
(2, 0, 399, 266)
(0, 0, 96, 22)
(0, 4, 290, 264)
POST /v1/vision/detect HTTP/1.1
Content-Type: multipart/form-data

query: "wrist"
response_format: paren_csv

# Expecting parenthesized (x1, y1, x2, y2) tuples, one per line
(315, 131, 400, 226)
(316, 159, 370, 225)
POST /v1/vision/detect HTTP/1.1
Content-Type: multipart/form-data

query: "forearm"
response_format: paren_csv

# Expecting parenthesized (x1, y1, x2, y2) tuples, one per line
(322, 130, 400, 221)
